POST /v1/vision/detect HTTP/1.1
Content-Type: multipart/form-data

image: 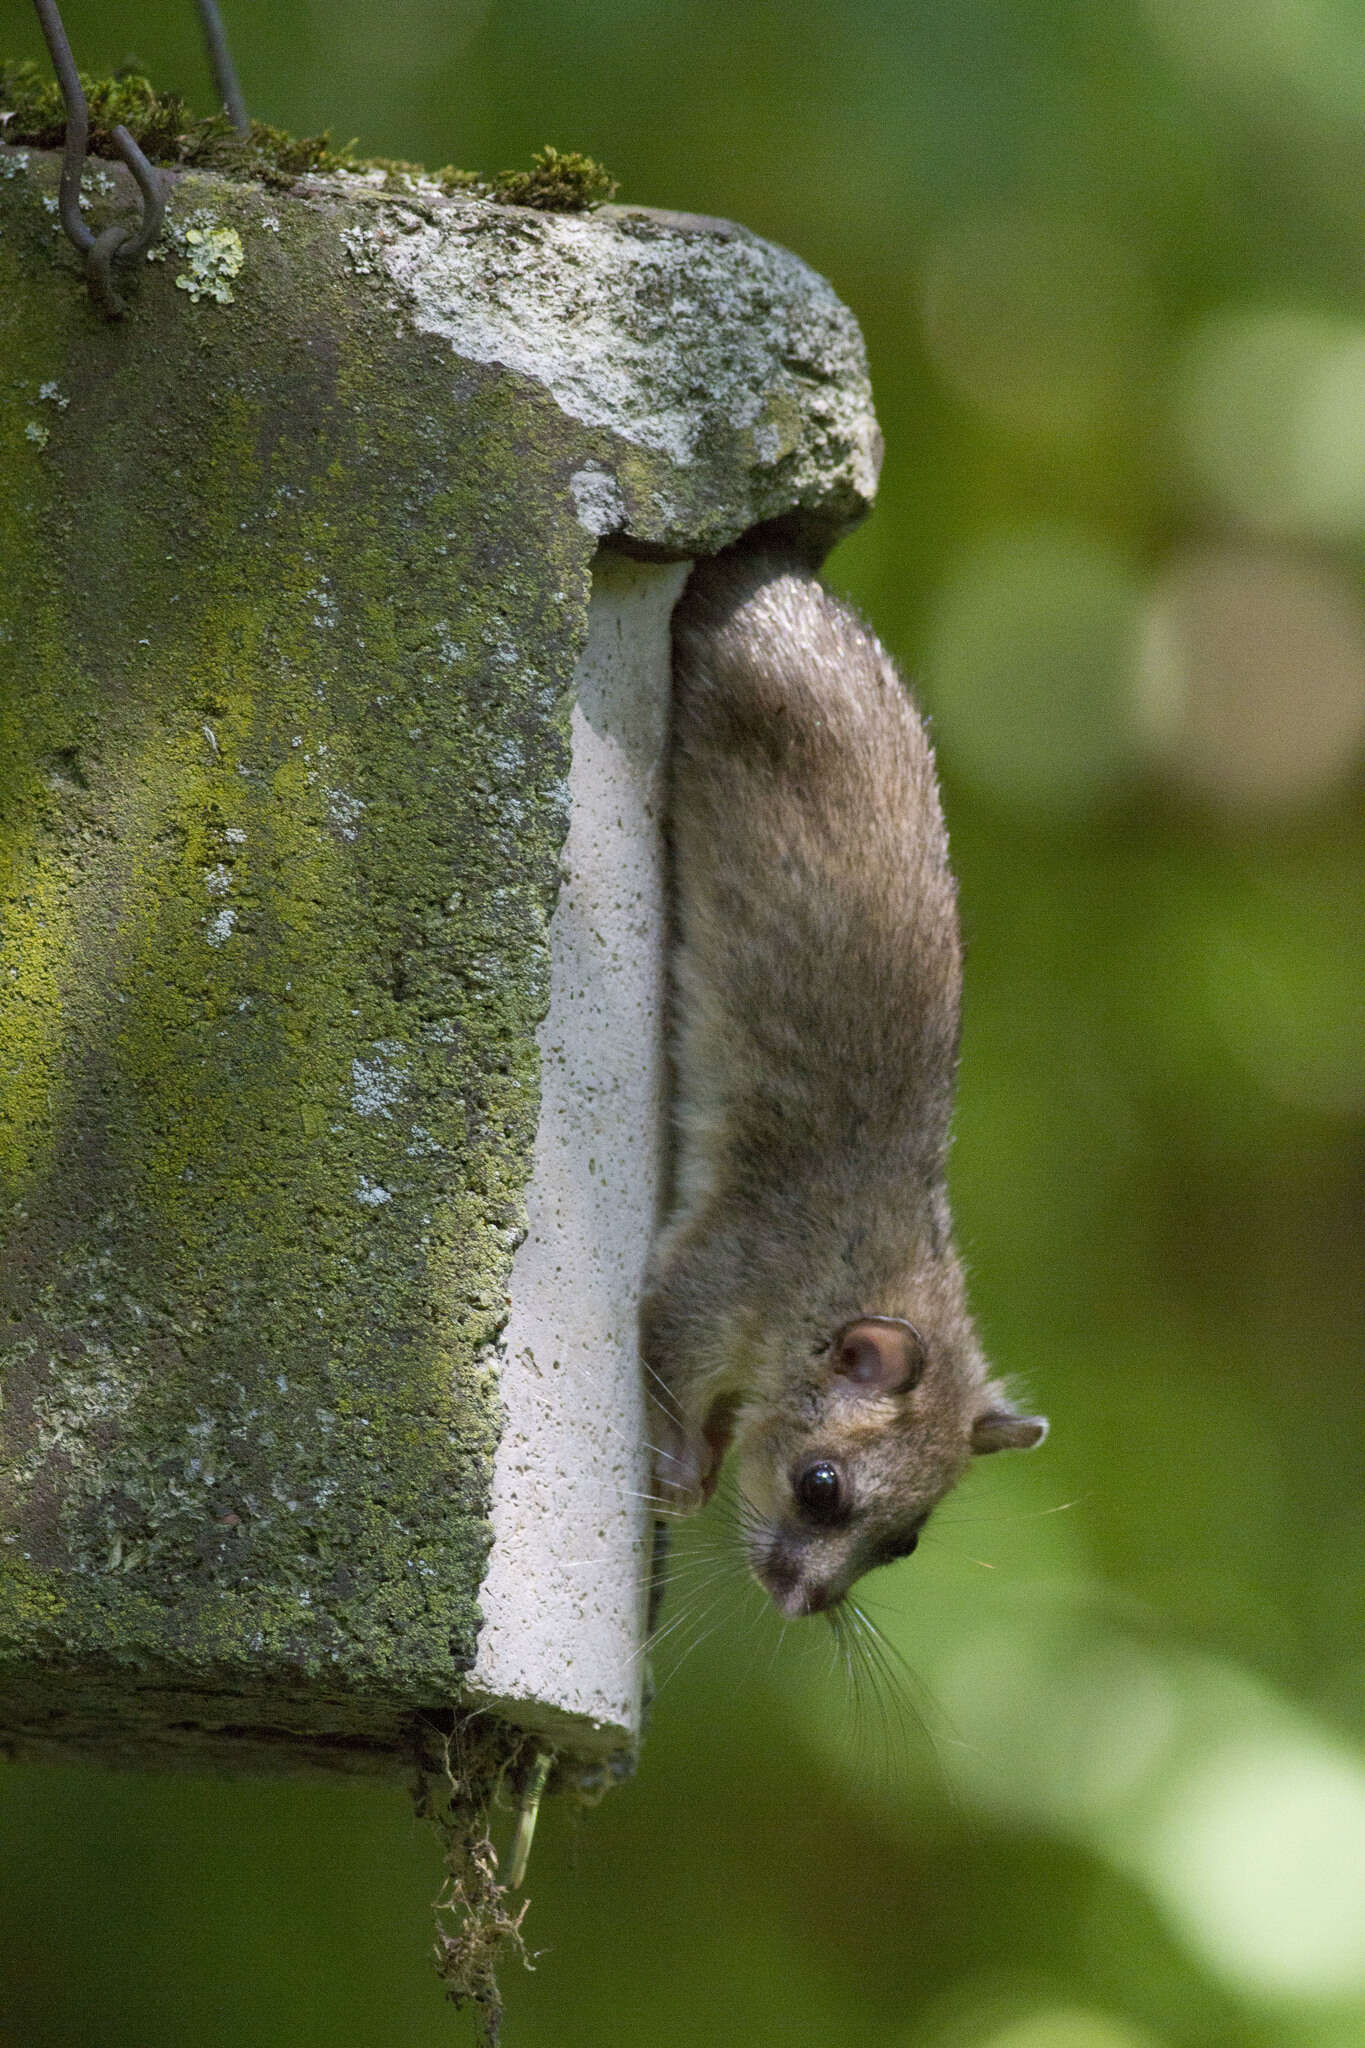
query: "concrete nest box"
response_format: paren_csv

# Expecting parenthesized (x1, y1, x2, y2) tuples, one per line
(0, 146, 880, 1774)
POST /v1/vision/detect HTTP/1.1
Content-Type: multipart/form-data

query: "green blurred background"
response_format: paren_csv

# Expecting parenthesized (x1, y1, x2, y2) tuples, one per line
(2, 0, 1363, 2043)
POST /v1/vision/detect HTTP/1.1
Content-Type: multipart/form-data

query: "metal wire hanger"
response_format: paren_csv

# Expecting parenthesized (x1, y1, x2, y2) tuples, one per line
(29, 0, 249, 319)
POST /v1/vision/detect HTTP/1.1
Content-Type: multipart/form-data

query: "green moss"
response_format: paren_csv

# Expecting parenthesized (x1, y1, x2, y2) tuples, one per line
(0, 827, 71, 1200)
(0, 62, 191, 159)
(0, 155, 600, 1765)
(0, 1546, 66, 1642)
(0, 60, 618, 211)
(0, 134, 874, 1793)
(491, 146, 618, 213)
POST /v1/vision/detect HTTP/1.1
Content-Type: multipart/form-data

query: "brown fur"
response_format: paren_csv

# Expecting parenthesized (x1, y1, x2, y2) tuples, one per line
(641, 549, 1045, 1617)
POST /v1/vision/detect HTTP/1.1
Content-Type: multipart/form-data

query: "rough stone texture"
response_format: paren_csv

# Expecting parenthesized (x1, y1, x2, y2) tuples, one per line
(376, 202, 882, 553)
(466, 556, 686, 1752)
(0, 145, 879, 1772)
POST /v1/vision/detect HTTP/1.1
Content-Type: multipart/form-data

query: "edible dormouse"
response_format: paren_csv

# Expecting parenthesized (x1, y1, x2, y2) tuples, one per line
(641, 548, 1046, 1619)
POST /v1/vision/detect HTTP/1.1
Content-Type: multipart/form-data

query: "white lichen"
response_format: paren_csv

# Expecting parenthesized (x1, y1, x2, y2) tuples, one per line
(753, 420, 784, 464)
(339, 224, 376, 275)
(570, 465, 626, 537)
(172, 223, 245, 305)
(368, 200, 879, 508)
(351, 1044, 406, 1119)
(325, 788, 365, 840)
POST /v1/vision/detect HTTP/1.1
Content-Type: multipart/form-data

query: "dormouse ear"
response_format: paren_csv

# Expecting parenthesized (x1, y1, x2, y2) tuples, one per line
(832, 1317, 926, 1396)
(971, 1394, 1048, 1454)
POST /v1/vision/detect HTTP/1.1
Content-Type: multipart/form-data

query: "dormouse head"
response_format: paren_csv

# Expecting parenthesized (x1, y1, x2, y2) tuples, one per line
(731, 1315, 1046, 1618)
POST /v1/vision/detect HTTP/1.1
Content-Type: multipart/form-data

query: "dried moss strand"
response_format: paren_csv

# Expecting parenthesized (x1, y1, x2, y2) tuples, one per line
(418, 1718, 548, 2046)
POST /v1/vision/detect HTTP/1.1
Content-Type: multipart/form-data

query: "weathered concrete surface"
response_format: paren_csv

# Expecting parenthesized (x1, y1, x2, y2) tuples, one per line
(466, 556, 686, 1751)
(0, 144, 879, 1771)
(375, 202, 881, 553)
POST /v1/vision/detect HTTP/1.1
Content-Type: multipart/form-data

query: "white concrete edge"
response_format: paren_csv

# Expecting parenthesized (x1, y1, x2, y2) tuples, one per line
(464, 551, 689, 1753)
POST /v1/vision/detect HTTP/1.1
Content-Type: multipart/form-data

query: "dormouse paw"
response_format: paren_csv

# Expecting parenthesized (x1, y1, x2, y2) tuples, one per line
(650, 1412, 711, 1515)
(649, 1398, 735, 1515)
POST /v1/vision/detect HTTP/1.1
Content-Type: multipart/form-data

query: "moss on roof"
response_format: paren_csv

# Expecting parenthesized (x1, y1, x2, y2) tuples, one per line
(0, 60, 617, 210)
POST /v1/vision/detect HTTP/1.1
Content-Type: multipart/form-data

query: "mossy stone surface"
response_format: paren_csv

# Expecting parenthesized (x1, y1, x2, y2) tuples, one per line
(0, 58, 618, 209)
(0, 146, 879, 1771)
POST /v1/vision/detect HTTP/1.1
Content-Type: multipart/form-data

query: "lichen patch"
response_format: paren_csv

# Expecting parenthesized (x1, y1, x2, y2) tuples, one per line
(175, 223, 244, 304)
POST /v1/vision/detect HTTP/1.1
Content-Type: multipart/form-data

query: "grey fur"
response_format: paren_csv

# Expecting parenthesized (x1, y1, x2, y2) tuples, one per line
(641, 550, 1046, 1617)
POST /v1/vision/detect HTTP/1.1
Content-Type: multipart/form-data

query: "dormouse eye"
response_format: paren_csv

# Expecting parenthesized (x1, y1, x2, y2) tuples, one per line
(794, 1459, 846, 1525)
